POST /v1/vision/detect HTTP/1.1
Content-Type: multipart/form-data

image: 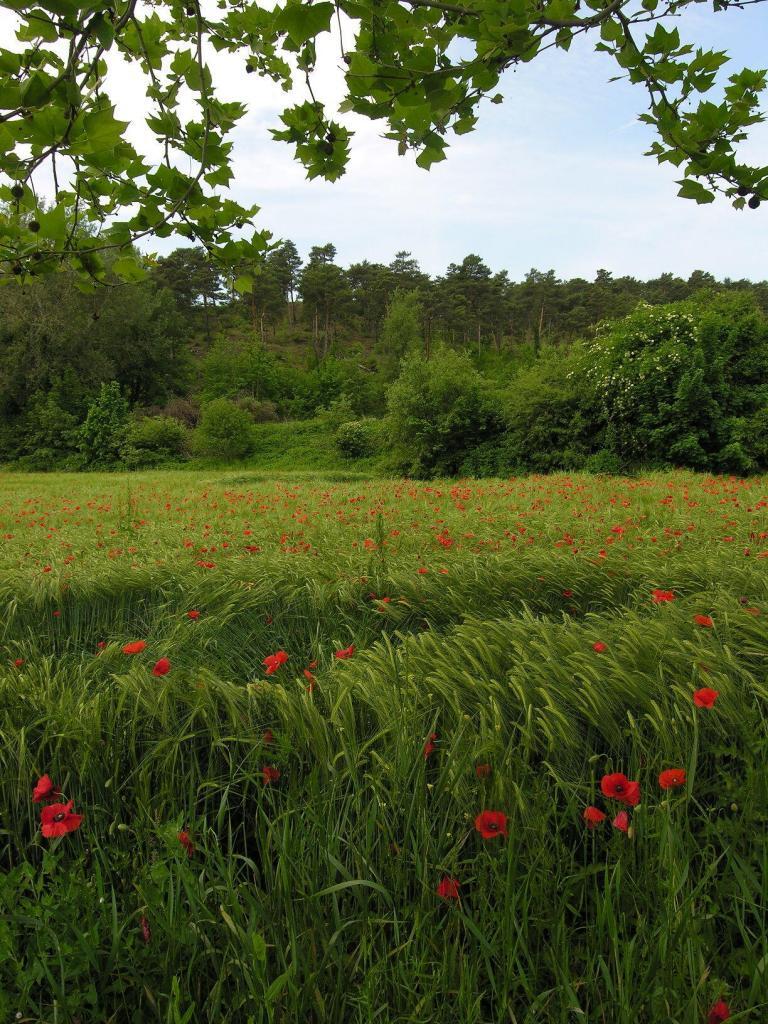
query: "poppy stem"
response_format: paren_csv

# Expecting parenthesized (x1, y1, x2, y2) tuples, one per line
(687, 709, 699, 814)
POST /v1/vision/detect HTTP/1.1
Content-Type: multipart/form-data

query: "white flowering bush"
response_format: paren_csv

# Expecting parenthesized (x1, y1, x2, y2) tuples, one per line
(579, 294, 768, 470)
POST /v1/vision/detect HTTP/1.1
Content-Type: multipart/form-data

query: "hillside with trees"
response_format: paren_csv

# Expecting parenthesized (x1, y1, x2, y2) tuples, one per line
(1, 242, 767, 475)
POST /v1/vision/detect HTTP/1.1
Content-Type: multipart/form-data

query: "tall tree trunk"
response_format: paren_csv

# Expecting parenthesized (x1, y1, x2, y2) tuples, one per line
(323, 307, 331, 359)
(202, 294, 211, 344)
(312, 307, 320, 362)
(534, 304, 544, 357)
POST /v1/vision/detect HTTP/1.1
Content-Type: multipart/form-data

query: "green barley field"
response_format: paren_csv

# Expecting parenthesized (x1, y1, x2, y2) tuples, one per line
(1, 469, 767, 1024)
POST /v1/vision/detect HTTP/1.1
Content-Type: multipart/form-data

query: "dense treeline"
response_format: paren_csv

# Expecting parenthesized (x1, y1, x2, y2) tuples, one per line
(1, 242, 767, 474)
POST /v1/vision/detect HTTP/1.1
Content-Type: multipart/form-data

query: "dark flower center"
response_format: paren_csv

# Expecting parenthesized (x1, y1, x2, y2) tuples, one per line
(614, 783, 625, 792)
(53, 812, 66, 822)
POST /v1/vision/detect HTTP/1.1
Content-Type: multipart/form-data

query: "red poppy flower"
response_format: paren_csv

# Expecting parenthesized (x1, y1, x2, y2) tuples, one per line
(262, 729, 274, 745)
(707, 1000, 730, 1024)
(417, 567, 429, 575)
(262, 765, 281, 784)
(152, 658, 171, 677)
(612, 810, 629, 833)
(652, 589, 675, 603)
(122, 640, 147, 655)
(32, 774, 61, 803)
(334, 645, 355, 660)
(562, 589, 574, 598)
(592, 641, 607, 653)
(13, 658, 24, 668)
(423, 733, 437, 759)
(187, 610, 200, 620)
(474, 810, 508, 840)
(263, 651, 289, 675)
(694, 614, 714, 628)
(40, 801, 83, 838)
(140, 915, 151, 944)
(178, 831, 194, 857)
(583, 806, 607, 829)
(96, 641, 107, 650)
(600, 773, 641, 806)
(693, 687, 719, 708)
(475, 764, 492, 779)
(436, 876, 460, 900)
(52, 610, 61, 618)
(659, 768, 686, 790)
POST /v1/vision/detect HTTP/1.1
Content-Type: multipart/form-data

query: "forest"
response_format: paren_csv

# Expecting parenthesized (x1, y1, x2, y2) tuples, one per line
(2, 242, 768, 476)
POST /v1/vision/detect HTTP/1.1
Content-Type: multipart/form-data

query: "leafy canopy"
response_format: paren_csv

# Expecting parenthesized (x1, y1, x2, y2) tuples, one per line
(0, 0, 765, 286)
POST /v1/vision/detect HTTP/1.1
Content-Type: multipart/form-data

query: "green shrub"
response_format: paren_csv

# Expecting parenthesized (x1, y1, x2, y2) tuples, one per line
(318, 393, 356, 431)
(386, 347, 500, 476)
(78, 381, 129, 467)
(14, 389, 81, 469)
(493, 346, 597, 473)
(583, 293, 768, 469)
(192, 398, 256, 460)
(122, 415, 191, 468)
(336, 419, 382, 458)
(237, 397, 279, 422)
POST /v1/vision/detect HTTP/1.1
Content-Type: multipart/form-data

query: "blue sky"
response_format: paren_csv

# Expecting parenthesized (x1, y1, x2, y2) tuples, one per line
(78, 4, 768, 279)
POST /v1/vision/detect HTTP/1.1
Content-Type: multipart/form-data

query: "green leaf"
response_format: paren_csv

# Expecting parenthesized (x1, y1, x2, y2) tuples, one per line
(21, 72, 53, 109)
(600, 19, 624, 44)
(676, 179, 715, 204)
(90, 12, 115, 50)
(233, 274, 253, 294)
(112, 255, 148, 282)
(415, 144, 446, 170)
(81, 105, 129, 152)
(275, 2, 335, 47)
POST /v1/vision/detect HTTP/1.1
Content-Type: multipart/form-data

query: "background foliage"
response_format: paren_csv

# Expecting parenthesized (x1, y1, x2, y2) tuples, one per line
(2, 246, 768, 477)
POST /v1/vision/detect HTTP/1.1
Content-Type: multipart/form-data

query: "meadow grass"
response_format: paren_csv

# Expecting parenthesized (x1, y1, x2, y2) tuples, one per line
(1, 469, 767, 1023)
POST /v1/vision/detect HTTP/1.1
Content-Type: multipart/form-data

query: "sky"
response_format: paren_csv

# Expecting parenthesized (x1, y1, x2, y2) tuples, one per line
(8, 3, 768, 280)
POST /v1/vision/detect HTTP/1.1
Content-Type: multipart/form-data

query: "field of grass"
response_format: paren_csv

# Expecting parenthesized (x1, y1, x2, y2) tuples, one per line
(1, 469, 767, 1024)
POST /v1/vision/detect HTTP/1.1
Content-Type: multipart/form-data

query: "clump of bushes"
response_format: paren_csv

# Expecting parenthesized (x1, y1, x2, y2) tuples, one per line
(192, 398, 256, 460)
(78, 381, 130, 468)
(384, 292, 768, 478)
(122, 415, 191, 468)
(386, 347, 501, 476)
(583, 293, 768, 472)
(237, 397, 279, 423)
(336, 419, 382, 459)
